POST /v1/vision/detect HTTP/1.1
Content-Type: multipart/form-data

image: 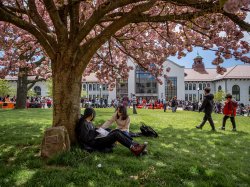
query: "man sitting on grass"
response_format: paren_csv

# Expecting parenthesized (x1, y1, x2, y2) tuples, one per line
(75, 107, 147, 156)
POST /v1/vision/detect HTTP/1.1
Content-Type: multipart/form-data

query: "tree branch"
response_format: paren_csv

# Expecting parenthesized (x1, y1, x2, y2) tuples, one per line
(223, 12, 250, 32)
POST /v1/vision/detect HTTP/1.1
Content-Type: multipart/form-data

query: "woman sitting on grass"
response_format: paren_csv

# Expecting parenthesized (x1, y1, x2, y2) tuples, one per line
(75, 107, 147, 156)
(101, 105, 130, 136)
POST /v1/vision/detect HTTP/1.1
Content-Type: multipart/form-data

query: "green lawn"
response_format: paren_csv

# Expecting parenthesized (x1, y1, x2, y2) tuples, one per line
(0, 108, 250, 187)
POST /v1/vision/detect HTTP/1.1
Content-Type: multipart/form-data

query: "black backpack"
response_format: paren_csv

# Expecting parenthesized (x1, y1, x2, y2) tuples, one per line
(140, 123, 158, 137)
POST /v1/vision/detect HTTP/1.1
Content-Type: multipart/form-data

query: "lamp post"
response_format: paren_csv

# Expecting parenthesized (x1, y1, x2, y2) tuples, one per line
(99, 84, 102, 98)
(197, 87, 200, 102)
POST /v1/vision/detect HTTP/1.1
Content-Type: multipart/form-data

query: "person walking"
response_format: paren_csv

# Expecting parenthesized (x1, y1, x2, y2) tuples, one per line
(219, 94, 238, 131)
(132, 94, 137, 114)
(171, 96, 177, 112)
(196, 87, 216, 131)
(163, 97, 167, 112)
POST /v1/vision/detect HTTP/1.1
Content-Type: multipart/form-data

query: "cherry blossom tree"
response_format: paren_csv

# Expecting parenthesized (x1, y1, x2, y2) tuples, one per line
(0, 22, 51, 109)
(0, 0, 249, 142)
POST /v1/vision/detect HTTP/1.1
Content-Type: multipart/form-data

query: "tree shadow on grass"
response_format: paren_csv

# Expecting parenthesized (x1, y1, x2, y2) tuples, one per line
(1, 121, 250, 186)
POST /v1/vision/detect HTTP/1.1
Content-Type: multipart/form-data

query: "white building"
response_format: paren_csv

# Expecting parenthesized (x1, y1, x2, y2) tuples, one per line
(4, 56, 250, 105)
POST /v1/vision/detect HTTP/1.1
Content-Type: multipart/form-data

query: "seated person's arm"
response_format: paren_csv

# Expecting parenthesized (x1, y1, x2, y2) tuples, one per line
(101, 114, 116, 129)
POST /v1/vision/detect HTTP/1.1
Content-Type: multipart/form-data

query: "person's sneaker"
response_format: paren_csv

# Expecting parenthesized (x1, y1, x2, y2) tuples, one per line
(130, 144, 147, 156)
(232, 128, 237, 132)
(219, 127, 225, 130)
(196, 126, 202, 129)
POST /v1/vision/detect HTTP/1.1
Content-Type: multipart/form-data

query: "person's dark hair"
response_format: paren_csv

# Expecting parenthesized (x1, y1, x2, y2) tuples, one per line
(117, 105, 128, 120)
(82, 107, 96, 121)
(204, 87, 211, 94)
(225, 93, 232, 99)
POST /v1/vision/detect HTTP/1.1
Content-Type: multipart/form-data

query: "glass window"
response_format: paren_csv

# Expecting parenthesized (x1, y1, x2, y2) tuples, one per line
(199, 83, 202, 90)
(102, 84, 106, 91)
(189, 94, 192, 101)
(89, 94, 92, 99)
(207, 83, 210, 87)
(249, 86, 250, 101)
(165, 77, 177, 100)
(203, 83, 206, 90)
(97, 84, 100, 91)
(185, 94, 188, 101)
(185, 83, 188, 90)
(193, 84, 196, 90)
(200, 94, 203, 101)
(116, 79, 128, 98)
(232, 85, 240, 101)
(89, 84, 92, 91)
(93, 84, 96, 91)
(189, 83, 192, 90)
(34, 86, 41, 96)
(135, 66, 157, 94)
(218, 85, 222, 91)
(82, 84, 86, 90)
(193, 94, 197, 101)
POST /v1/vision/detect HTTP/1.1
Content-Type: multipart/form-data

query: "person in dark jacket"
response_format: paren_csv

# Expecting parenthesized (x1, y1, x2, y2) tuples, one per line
(171, 96, 177, 112)
(75, 108, 147, 156)
(196, 87, 216, 131)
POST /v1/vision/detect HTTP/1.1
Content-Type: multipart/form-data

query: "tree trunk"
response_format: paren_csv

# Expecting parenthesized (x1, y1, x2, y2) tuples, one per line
(15, 68, 28, 109)
(52, 57, 83, 143)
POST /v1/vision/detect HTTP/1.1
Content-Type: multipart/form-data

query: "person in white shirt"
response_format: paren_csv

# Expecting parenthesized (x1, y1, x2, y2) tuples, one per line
(101, 105, 130, 136)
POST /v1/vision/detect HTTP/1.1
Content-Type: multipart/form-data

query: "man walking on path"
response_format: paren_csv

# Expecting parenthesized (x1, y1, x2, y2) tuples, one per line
(132, 94, 137, 114)
(196, 87, 216, 131)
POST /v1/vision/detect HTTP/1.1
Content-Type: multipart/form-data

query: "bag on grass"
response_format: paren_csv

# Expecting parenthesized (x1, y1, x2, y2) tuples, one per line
(140, 123, 158, 137)
(41, 126, 70, 158)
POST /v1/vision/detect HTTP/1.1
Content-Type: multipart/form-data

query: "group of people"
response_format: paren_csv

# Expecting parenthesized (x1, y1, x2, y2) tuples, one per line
(196, 87, 238, 131)
(75, 105, 147, 156)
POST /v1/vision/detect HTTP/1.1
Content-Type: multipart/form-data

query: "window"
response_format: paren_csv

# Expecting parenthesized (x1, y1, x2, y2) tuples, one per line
(97, 84, 100, 91)
(203, 83, 206, 90)
(82, 84, 86, 90)
(89, 84, 92, 91)
(199, 83, 202, 90)
(165, 77, 177, 100)
(193, 94, 197, 101)
(193, 84, 196, 90)
(218, 85, 222, 91)
(185, 94, 188, 101)
(93, 84, 96, 91)
(135, 66, 157, 94)
(185, 84, 188, 90)
(102, 84, 106, 91)
(199, 94, 203, 101)
(189, 94, 192, 101)
(116, 79, 128, 98)
(89, 94, 92, 99)
(207, 83, 210, 87)
(189, 83, 192, 90)
(232, 85, 240, 101)
(249, 86, 250, 101)
(34, 86, 41, 96)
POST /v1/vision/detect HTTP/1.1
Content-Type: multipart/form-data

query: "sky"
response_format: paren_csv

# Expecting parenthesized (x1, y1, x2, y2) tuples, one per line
(169, 14, 250, 68)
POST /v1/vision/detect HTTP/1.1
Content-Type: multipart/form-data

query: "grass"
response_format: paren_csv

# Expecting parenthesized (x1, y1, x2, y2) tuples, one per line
(0, 108, 250, 187)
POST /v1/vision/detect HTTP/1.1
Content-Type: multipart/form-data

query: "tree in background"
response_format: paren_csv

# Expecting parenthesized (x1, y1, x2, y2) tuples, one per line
(0, 79, 14, 98)
(0, 23, 51, 109)
(0, 0, 249, 142)
(214, 90, 226, 102)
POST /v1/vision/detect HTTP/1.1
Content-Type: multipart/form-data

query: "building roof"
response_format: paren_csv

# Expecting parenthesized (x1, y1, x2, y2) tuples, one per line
(184, 68, 218, 81)
(185, 64, 250, 82)
(82, 73, 99, 82)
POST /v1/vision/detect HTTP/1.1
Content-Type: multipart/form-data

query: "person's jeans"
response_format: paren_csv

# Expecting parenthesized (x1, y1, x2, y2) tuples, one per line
(222, 115, 236, 129)
(133, 104, 137, 114)
(199, 113, 215, 130)
(92, 129, 133, 149)
(163, 104, 167, 112)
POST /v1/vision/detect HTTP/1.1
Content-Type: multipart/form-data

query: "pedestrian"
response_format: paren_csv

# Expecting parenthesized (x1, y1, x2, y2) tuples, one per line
(132, 94, 137, 114)
(196, 87, 216, 131)
(171, 96, 177, 112)
(219, 94, 238, 131)
(163, 97, 167, 112)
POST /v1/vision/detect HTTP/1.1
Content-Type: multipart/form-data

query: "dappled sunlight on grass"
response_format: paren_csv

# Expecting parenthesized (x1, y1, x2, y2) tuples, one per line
(0, 108, 250, 186)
